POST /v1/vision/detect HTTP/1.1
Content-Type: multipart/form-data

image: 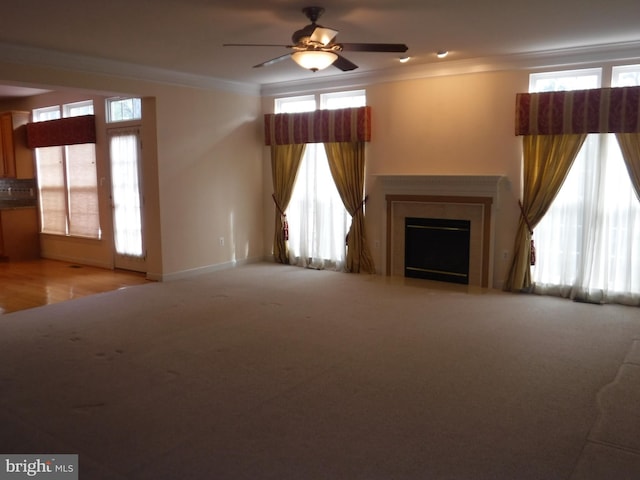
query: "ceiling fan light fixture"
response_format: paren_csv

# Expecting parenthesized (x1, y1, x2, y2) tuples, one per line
(223, 7, 408, 73)
(309, 26, 339, 46)
(291, 50, 338, 72)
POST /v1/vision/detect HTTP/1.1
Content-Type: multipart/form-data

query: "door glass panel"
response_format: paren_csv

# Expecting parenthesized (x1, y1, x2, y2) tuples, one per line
(109, 130, 144, 258)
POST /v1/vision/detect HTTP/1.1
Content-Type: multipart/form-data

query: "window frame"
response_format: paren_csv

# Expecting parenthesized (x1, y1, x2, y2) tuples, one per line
(529, 67, 602, 92)
(274, 89, 367, 113)
(106, 97, 142, 123)
(611, 64, 640, 87)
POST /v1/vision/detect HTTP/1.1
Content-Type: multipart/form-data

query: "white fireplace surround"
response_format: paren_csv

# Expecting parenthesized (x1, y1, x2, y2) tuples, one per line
(377, 175, 505, 288)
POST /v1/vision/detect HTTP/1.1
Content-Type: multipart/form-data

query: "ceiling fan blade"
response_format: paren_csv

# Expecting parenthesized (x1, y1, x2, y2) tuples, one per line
(339, 43, 409, 53)
(332, 54, 358, 72)
(223, 43, 291, 48)
(309, 26, 338, 46)
(253, 53, 292, 68)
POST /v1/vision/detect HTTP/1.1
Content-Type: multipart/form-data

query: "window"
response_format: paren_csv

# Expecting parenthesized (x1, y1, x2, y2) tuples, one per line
(530, 66, 640, 304)
(320, 90, 367, 109)
(107, 97, 142, 123)
(275, 90, 366, 270)
(65, 101, 94, 117)
(528, 67, 602, 92)
(33, 106, 60, 122)
(33, 101, 101, 239)
(612, 65, 640, 86)
(275, 95, 316, 114)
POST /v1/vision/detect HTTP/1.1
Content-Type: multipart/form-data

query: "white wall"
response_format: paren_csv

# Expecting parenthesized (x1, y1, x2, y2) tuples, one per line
(366, 71, 526, 288)
(152, 85, 264, 279)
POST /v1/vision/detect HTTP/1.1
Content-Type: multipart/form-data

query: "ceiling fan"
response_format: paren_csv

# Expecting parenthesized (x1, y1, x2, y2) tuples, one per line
(223, 6, 409, 72)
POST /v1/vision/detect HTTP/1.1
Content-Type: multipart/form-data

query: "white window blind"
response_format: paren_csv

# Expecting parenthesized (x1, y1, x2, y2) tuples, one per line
(36, 146, 67, 235)
(66, 143, 100, 238)
(33, 101, 100, 239)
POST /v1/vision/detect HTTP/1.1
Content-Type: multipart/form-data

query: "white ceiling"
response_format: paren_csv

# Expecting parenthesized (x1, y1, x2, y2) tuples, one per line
(0, 85, 50, 100)
(0, 0, 639, 96)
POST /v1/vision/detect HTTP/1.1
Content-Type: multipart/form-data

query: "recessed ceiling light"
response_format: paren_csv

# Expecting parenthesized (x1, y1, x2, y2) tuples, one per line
(399, 56, 411, 63)
(436, 50, 449, 59)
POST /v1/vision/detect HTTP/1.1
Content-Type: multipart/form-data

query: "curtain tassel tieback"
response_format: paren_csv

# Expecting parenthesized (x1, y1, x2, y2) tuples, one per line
(272, 194, 289, 241)
(345, 195, 369, 246)
(354, 195, 369, 215)
(518, 200, 536, 266)
(530, 239, 536, 266)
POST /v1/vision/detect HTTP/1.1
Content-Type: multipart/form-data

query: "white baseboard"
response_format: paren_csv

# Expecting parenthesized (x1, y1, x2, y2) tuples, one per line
(39, 253, 268, 282)
(40, 253, 113, 270)
(159, 256, 264, 282)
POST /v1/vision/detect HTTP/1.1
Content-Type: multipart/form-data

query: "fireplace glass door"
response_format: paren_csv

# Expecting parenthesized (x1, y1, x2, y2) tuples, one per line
(405, 217, 471, 284)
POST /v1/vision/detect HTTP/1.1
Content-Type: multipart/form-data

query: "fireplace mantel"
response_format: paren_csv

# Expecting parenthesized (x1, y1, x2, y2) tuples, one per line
(377, 175, 505, 201)
(378, 175, 506, 288)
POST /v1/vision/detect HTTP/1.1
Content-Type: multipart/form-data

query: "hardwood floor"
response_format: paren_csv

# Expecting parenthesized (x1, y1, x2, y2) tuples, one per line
(0, 259, 151, 314)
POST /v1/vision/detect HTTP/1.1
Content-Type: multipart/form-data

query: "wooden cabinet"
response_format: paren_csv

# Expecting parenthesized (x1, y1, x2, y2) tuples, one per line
(0, 208, 40, 261)
(0, 112, 39, 261)
(0, 111, 32, 179)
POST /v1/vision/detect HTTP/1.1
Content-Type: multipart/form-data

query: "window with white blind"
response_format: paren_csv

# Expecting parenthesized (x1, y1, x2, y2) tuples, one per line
(33, 101, 101, 239)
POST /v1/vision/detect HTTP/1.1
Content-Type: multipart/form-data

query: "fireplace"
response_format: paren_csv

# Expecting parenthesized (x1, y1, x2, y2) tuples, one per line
(405, 217, 471, 284)
(379, 175, 505, 288)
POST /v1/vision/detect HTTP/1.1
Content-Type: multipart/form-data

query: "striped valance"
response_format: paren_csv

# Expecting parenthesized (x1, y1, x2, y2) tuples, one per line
(264, 106, 371, 145)
(515, 86, 640, 135)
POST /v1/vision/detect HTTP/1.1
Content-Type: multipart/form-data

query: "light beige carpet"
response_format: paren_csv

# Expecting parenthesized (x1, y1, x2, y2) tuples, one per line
(0, 263, 639, 479)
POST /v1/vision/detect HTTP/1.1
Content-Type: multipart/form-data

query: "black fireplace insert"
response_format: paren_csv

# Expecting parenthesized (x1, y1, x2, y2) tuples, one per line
(404, 217, 471, 284)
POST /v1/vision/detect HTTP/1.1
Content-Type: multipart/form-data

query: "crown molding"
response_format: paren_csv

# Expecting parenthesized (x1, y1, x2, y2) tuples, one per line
(259, 40, 640, 97)
(1, 40, 639, 99)
(0, 42, 260, 97)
